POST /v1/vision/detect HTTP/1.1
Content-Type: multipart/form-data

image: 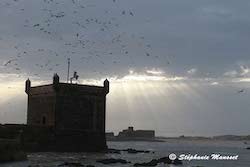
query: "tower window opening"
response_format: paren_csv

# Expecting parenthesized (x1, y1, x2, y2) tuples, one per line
(42, 116, 46, 125)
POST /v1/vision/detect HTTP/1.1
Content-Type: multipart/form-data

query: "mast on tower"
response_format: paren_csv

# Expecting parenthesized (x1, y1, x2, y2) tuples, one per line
(67, 58, 70, 83)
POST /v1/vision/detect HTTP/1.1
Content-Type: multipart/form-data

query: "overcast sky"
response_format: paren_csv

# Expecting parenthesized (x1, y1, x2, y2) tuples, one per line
(0, 0, 250, 137)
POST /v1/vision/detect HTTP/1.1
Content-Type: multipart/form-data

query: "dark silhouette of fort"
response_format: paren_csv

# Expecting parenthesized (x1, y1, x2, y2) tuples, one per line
(0, 74, 109, 152)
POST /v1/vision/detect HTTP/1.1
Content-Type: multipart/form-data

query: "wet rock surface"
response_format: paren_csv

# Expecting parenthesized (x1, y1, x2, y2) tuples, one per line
(106, 148, 153, 154)
(58, 162, 85, 167)
(105, 148, 121, 154)
(56, 162, 96, 167)
(123, 148, 152, 154)
(134, 156, 182, 166)
(97, 158, 131, 164)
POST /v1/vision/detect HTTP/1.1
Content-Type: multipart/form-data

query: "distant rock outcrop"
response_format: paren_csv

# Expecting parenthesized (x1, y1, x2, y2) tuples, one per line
(58, 162, 84, 167)
(123, 148, 151, 154)
(97, 158, 130, 164)
(106, 148, 153, 154)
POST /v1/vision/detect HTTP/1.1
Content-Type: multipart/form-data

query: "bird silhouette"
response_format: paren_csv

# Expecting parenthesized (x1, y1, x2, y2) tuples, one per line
(3, 59, 17, 66)
(237, 89, 245, 93)
(33, 24, 40, 27)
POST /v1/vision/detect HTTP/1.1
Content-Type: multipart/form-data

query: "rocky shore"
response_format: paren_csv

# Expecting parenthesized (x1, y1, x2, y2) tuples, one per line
(106, 148, 154, 154)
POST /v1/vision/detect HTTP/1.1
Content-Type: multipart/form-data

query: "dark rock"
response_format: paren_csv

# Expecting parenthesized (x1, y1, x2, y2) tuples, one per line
(106, 148, 152, 154)
(246, 147, 250, 150)
(158, 157, 172, 164)
(58, 162, 84, 167)
(134, 159, 158, 166)
(134, 156, 182, 166)
(97, 158, 130, 164)
(123, 148, 151, 154)
(158, 156, 182, 165)
(106, 148, 121, 154)
(172, 158, 183, 165)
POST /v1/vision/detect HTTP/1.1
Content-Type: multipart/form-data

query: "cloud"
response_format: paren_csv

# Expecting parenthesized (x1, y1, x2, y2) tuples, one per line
(210, 82, 219, 86)
(1, 0, 250, 80)
(113, 69, 185, 82)
(224, 65, 250, 78)
(146, 68, 165, 75)
(232, 78, 250, 83)
(224, 70, 238, 77)
(238, 78, 250, 82)
(240, 65, 250, 76)
(187, 68, 197, 75)
(200, 6, 233, 19)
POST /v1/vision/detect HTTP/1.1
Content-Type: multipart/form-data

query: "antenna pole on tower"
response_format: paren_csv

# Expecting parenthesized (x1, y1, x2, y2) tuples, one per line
(67, 58, 70, 83)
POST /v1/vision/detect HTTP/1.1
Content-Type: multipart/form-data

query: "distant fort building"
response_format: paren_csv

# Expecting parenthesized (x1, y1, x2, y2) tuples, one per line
(23, 73, 109, 151)
(117, 127, 155, 139)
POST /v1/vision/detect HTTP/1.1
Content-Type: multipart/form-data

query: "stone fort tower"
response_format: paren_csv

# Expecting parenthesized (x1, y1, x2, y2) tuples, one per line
(25, 74, 109, 151)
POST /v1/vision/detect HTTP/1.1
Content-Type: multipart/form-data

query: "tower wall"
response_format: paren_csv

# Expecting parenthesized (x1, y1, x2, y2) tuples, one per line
(25, 75, 109, 151)
(27, 86, 56, 127)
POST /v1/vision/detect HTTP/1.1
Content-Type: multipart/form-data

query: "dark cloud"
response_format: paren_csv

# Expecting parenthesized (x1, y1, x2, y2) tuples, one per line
(0, 0, 250, 136)
(0, 0, 249, 79)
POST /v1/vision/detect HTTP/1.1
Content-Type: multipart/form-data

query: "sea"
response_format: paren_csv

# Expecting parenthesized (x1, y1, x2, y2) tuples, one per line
(1, 139, 250, 167)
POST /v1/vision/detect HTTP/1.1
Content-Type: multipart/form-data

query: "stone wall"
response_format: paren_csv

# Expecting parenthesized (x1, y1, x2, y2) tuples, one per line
(0, 124, 106, 152)
(27, 94, 56, 126)
(55, 84, 106, 133)
(0, 139, 27, 162)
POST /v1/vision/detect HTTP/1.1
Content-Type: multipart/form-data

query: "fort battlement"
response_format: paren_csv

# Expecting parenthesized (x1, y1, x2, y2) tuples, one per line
(1, 74, 110, 152)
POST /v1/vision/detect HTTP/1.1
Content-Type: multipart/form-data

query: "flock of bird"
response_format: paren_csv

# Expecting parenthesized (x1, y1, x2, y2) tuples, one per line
(0, 0, 248, 94)
(1, 0, 171, 79)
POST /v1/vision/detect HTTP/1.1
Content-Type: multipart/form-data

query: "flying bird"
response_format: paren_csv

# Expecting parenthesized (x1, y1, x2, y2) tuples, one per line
(3, 59, 17, 66)
(237, 89, 245, 93)
(33, 24, 40, 27)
